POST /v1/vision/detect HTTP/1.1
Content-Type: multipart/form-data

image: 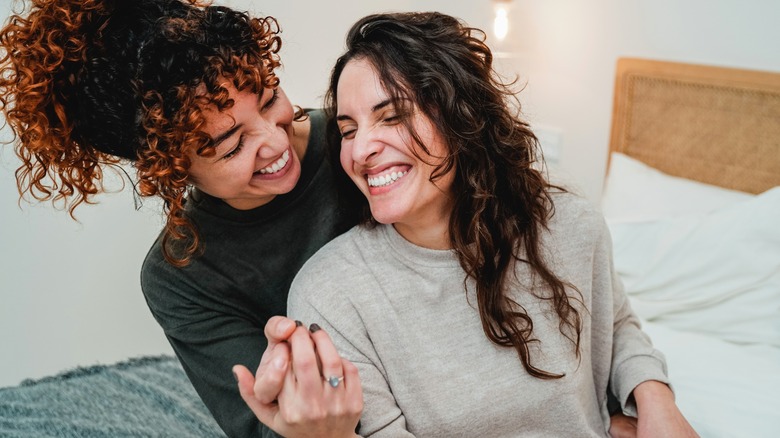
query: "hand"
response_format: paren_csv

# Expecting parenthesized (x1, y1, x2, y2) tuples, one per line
(233, 316, 297, 407)
(235, 320, 362, 438)
(608, 413, 637, 438)
(633, 381, 699, 438)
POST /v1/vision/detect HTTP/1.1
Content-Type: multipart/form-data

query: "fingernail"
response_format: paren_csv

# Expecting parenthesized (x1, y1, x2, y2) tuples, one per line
(295, 320, 303, 327)
(232, 369, 238, 383)
(309, 323, 321, 333)
(274, 357, 286, 370)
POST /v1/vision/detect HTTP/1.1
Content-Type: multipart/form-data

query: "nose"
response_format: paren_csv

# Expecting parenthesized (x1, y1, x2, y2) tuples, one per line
(255, 121, 291, 160)
(351, 125, 385, 164)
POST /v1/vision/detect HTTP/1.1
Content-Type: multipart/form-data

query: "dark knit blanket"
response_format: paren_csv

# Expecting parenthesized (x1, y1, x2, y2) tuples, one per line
(0, 355, 225, 437)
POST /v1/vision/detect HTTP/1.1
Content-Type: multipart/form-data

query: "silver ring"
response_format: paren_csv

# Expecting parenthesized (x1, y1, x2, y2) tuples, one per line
(325, 375, 344, 388)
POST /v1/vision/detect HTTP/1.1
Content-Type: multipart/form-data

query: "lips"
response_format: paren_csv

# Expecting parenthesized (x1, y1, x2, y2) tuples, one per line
(362, 163, 412, 190)
(256, 150, 290, 175)
(367, 170, 408, 187)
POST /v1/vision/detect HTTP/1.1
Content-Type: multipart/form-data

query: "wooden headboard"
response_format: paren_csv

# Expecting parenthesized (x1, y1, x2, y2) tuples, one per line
(608, 58, 780, 194)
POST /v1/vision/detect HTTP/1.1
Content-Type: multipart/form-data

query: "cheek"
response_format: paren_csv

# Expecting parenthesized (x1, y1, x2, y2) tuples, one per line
(339, 143, 352, 174)
(340, 143, 366, 189)
(276, 91, 295, 122)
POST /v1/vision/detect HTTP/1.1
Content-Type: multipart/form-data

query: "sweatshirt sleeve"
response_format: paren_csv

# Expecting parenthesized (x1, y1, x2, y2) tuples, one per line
(141, 258, 281, 438)
(601, 220, 671, 417)
(287, 255, 417, 438)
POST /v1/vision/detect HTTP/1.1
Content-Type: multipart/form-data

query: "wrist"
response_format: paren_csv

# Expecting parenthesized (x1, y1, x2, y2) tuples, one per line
(632, 380, 674, 409)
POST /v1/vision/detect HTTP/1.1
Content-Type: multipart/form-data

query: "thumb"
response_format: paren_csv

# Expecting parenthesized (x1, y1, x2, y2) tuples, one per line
(233, 364, 278, 428)
(264, 316, 297, 345)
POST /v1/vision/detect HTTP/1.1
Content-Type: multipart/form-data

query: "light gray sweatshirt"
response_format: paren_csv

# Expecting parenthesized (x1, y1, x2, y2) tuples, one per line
(288, 192, 669, 437)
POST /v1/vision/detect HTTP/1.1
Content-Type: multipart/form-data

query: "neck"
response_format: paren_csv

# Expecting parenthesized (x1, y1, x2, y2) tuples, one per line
(392, 213, 451, 250)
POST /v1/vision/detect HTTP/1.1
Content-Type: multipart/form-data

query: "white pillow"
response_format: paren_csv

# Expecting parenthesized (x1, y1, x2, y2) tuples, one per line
(611, 187, 780, 347)
(601, 152, 754, 223)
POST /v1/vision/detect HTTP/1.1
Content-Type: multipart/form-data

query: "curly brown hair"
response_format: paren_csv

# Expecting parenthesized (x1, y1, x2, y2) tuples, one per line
(0, 0, 285, 266)
(325, 12, 583, 379)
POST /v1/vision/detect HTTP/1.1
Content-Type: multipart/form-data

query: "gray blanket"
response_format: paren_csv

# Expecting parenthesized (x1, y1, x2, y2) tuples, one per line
(0, 355, 225, 437)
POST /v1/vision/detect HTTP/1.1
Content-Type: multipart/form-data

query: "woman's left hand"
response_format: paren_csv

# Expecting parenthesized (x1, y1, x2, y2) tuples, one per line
(608, 413, 637, 438)
(235, 322, 363, 438)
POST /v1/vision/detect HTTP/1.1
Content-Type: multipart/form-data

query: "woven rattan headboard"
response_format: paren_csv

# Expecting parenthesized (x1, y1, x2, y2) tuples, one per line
(608, 58, 780, 194)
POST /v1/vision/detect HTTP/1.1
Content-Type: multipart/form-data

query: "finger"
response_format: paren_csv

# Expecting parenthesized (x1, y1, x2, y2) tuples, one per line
(309, 324, 345, 390)
(253, 342, 290, 404)
(276, 355, 300, 416)
(288, 323, 322, 393)
(264, 316, 297, 345)
(341, 358, 364, 413)
(256, 317, 296, 381)
(233, 364, 278, 427)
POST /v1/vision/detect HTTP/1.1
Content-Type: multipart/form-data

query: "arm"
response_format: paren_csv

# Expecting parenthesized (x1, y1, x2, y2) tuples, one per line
(633, 381, 699, 438)
(601, 220, 698, 437)
(606, 234, 671, 416)
(158, 313, 284, 438)
(609, 276, 671, 416)
(142, 267, 285, 438)
(288, 277, 416, 437)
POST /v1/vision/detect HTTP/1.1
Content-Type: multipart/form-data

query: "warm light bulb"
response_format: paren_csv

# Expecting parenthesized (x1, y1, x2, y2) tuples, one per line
(493, 6, 509, 41)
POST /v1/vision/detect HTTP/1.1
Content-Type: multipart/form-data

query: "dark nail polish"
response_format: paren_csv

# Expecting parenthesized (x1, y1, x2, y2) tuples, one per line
(295, 320, 303, 327)
(309, 323, 321, 333)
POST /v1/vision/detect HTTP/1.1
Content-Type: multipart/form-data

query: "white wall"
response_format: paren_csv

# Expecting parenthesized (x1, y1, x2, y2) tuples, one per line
(2, 0, 778, 387)
(231, 0, 780, 200)
(0, 2, 171, 388)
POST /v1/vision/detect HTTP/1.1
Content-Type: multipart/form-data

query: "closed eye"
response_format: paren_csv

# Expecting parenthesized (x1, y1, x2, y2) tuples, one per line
(261, 88, 279, 111)
(383, 115, 401, 124)
(222, 135, 244, 160)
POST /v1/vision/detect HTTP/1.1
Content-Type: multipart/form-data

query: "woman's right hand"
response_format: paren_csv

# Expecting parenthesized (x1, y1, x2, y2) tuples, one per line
(234, 318, 363, 438)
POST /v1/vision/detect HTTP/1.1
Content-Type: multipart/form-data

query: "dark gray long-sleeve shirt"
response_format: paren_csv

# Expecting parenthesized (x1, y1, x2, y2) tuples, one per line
(141, 109, 355, 438)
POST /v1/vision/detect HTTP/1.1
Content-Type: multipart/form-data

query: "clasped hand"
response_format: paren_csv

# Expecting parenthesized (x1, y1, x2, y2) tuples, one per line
(233, 317, 363, 438)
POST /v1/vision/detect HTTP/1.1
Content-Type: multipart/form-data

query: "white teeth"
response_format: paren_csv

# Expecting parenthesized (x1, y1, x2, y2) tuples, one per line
(367, 170, 407, 187)
(259, 150, 290, 174)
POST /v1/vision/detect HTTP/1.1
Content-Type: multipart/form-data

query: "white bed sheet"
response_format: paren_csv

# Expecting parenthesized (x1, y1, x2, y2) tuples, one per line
(641, 319, 780, 438)
(603, 152, 780, 437)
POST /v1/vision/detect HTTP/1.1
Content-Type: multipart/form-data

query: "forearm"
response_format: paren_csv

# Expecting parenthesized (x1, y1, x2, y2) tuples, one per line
(163, 330, 278, 438)
(632, 380, 699, 438)
(609, 266, 670, 414)
(632, 380, 673, 413)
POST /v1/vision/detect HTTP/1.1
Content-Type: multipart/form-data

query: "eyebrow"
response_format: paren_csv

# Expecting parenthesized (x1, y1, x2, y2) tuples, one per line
(336, 98, 393, 122)
(210, 91, 267, 148)
(211, 124, 242, 148)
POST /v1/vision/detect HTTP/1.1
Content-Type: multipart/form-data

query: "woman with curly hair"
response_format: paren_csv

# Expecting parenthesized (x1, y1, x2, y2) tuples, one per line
(287, 11, 699, 437)
(0, 0, 362, 436)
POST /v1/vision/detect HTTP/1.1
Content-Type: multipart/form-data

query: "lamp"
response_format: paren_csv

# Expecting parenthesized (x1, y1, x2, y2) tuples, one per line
(493, 0, 512, 42)
(491, 0, 516, 59)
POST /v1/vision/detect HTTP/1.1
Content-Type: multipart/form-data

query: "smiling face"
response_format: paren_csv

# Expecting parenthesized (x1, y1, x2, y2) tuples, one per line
(336, 58, 455, 248)
(186, 84, 302, 210)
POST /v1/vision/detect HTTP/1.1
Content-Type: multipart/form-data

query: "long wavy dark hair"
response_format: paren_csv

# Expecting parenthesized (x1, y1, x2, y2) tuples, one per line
(0, 0, 291, 266)
(325, 12, 583, 379)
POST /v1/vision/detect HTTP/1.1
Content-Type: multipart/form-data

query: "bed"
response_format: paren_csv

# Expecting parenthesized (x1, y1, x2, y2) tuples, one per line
(0, 356, 225, 437)
(1, 58, 778, 438)
(601, 58, 780, 437)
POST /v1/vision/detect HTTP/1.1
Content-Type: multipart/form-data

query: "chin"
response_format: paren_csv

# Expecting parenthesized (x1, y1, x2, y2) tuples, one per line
(368, 206, 404, 225)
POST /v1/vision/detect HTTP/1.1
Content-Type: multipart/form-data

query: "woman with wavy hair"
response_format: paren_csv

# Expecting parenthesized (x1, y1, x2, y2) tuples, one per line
(287, 11, 698, 437)
(0, 1, 362, 436)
